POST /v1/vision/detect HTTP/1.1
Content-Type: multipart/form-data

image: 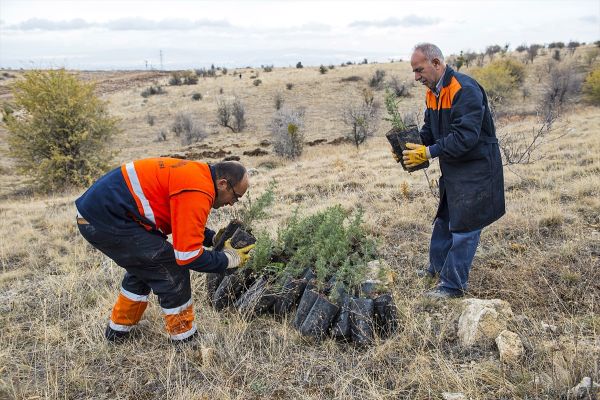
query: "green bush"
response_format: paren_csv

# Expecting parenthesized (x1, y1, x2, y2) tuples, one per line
(253, 79, 262, 86)
(4, 69, 119, 191)
(319, 65, 327, 74)
(583, 67, 600, 105)
(471, 61, 520, 102)
(191, 92, 202, 101)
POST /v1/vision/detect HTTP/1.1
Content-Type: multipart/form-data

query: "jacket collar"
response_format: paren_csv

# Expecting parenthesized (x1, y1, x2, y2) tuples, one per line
(441, 66, 455, 88)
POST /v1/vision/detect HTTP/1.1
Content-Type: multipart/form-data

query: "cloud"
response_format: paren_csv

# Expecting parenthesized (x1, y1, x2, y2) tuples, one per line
(104, 17, 231, 30)
(579, 15, 598, 24)
(10, 18, 94, 30)
(349, 15, 440, 28)
(7, 17, 231, 31)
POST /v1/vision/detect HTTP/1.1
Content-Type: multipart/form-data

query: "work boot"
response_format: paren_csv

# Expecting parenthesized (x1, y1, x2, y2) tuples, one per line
(105, 324, 131, 342)
(423, 287, 464, 300)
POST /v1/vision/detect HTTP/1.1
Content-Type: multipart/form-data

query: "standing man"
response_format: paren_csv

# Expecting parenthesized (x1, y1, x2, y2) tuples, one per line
(76, 158, 255, 342)
(402, 43, 505, 299)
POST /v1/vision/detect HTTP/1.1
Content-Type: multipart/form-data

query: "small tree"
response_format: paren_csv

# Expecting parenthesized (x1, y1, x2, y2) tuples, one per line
(270, 107, 305, 159)
(342, 93, 379, 148)
(319, 65, 328, 74)
(296, 61, 303, 69)
(216, 97, 246, 132)
(274, 91, 284, 110)
(527, 44, 543, 63)
(485, 44, 503, 61)
(582, 67, 600, 105)
(4, 69, 119, 191)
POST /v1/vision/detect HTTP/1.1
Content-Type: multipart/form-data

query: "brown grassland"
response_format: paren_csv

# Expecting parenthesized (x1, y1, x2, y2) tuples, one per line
(0, 47, 599, 399)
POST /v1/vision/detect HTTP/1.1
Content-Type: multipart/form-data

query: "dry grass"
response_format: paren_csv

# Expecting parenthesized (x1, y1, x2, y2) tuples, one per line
(0, 50, 599, 399)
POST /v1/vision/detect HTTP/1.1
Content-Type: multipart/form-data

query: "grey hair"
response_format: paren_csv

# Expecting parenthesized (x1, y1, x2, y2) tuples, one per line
(413, 43, 444, 62)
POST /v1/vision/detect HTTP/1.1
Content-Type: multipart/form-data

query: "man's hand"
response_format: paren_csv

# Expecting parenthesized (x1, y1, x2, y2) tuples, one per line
(223, 239, 255, 269)
(402, 143, 429, 168)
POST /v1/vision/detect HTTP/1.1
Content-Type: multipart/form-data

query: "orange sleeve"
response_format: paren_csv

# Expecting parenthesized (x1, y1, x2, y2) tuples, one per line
(170, 190, 212, 265)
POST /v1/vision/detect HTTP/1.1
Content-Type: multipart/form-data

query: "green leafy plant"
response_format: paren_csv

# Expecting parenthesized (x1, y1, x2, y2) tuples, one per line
(384, 89, 408, 130)
(4, 69, 119, 191)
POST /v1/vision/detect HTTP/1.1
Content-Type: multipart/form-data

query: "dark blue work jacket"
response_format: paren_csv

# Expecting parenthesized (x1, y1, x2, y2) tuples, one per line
(420, 67, 505, 232)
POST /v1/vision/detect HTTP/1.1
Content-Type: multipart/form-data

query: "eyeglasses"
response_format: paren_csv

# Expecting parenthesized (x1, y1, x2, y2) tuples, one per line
(227, 180, 243, 202)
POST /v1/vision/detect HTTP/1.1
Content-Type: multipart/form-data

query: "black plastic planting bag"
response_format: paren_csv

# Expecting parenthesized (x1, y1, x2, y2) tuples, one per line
(299, 293, 339, 339)
(349, 297, 375, 346)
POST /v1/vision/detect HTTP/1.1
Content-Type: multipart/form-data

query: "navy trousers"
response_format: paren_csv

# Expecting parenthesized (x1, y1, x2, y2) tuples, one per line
(428, 197, 481, 294)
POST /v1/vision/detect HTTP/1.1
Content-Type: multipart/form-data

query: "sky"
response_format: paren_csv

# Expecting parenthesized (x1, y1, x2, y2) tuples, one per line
(0, 0, 598, 70)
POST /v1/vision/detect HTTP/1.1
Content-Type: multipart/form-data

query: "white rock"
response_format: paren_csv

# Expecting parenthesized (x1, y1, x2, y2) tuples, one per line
(495, 330, 524, 364)
(442, 393, 466, 400)
(457, 298, 513, 347)
(569, 376, 600, 399)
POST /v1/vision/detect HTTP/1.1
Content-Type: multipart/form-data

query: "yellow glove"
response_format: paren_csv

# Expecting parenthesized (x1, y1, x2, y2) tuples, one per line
(402, 143, 429, 168)
(223, 239, 255, 269)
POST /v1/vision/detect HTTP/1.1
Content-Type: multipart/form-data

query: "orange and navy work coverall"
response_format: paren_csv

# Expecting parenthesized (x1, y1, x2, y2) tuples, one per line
(76, 158, 227, 340)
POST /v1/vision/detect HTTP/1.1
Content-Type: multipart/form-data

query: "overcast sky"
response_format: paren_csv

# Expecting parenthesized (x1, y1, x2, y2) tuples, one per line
(0, 0, 598, 70)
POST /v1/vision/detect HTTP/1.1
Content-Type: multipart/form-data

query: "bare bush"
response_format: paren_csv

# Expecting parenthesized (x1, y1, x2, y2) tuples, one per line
(270, 107, 305, 159)
(286, 83, 294, 90)
(387, 75, 411, 97)
(217, 97, 247, 132)
(146, 114, 155, 126)
(540, 62, 582, 116)
(170, 112, 206, 145)
(141, 85, 165, 98)
(155, 129, 167, 142)
(342, 100, 379, 149)
(369, 69, 386, 89)
(274, 91, 284, 110)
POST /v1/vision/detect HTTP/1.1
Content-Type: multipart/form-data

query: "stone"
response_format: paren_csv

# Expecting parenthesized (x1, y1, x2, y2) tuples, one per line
(569, 376, 600, 399)
(457, 298, 513, 347)
(442, 393, 466, 400)
(495, 330, 524, 364)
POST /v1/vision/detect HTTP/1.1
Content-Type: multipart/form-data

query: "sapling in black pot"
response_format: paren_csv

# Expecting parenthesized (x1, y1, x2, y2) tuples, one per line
(211, 228, 257, 310)
(384, 89, 429, 173)
(207, 219, 244, 304)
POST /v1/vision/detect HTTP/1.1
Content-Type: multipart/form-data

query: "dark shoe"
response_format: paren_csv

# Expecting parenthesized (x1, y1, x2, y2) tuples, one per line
(171, 329, 199, 345)
(423, 288, 464, 299)
(105, 324, 131, 342)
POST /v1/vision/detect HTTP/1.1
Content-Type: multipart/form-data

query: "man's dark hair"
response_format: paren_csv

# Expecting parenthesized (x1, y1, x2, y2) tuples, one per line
(213, 161, 246, 186)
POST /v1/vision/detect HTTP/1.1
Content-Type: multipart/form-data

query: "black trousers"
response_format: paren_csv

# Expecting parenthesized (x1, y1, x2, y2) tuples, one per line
(78, 222, 191, 309)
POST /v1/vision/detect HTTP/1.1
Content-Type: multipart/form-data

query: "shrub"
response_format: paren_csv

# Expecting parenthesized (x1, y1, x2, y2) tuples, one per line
(4, 69, 119, 191)
(262, 65, 273, 72)
(222, 67, 228, 75)
(552, 50, 561, 62)
(485, 44, 503, 61)
(369, 69, 386, 89)
(387, 75, 411, 97)
(296, 62, 303, 69)
(170, 112, 206, 145)
(253, 79, 262, 86)
(342, 94, 379, 148)
(319, 65, 327, 74)
(494, 58, 526, 85)
(471, 60, 521, 104)
(141, 85, 165, 97)
(328, 65, 335, 70)
(156, 129, 167, 142)
(274, 91, 284, 110)
(192, 92, 202, 101)
(527, 44, 543, 63)
(216, 97, 247, 132)
(270, 107, 305, 159)
(583, 67, 600, 105)
(548, 42, 565, 49)
(567, 41, 581, 54)
(146, 113, 155, 126)
(515, 44, 528, 52)
(169, 72, 182, 86)
(540, 63, 582, 114)
(340, 76, 363, 82)
(286, 83, 294, 90)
